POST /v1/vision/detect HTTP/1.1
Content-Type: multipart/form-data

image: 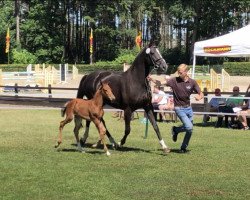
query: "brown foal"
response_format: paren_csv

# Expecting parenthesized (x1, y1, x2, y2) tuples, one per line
(55, 82, 115, 156)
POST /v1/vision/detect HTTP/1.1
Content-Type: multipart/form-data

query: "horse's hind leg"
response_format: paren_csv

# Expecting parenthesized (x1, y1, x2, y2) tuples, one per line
(55, 116, 73, 148)
(119, 109, 132, 146)
(74, 116, 84, 152)
(80, 119, 90, 146)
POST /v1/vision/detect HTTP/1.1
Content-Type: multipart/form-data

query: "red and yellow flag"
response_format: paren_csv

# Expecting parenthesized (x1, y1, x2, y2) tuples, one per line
(135, 31, 142, 49)
(89, 28, 93, 54)
(5, 27, 10, 53)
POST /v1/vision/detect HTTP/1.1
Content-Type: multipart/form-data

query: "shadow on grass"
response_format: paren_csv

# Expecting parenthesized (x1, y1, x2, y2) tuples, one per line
(194, 121, 216, 127)
(55, 142, 170, 155)
(170, 148, 191, 154)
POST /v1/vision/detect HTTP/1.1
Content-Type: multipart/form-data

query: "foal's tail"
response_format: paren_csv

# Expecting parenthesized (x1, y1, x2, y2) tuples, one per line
(61, 101, 70, 117)
(61, 100, 78, 117)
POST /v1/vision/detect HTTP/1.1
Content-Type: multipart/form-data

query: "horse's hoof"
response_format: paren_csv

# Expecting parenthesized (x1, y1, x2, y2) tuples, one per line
(80, 138, 86, 146)
(106, 151, 111, 156)
(77, 148, 85, 153)
(163, 147, 171, 154)
(111, 142, 119, 150)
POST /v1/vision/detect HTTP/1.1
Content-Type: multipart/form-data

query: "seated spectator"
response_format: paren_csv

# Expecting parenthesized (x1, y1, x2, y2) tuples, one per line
(238, 84, 250, 130)
(152, 85, 173, 122)
(203, 88, 226, 125)
(216, 86, 244, 128)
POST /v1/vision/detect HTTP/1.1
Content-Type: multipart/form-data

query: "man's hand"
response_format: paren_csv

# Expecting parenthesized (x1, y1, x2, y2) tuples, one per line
(195, 92, 204, 101)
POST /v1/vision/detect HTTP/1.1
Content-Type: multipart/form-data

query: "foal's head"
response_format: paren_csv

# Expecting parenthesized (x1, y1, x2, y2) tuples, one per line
(99, 82, 115, 101)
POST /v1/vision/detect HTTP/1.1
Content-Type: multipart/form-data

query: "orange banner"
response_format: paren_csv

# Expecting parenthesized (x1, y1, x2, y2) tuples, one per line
(5, 27, 10, 53)
(135, 31, 142, 48)
(204, 45, 231, 54)
(89, 28, 93, 54)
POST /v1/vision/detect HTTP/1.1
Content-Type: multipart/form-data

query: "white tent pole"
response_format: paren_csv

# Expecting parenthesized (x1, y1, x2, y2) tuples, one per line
(192, 55, 196, 79)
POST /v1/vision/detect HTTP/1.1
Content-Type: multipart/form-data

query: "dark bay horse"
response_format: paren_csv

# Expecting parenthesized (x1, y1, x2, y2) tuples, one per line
(77, 42, 171, 154)
(55, 82, 115, 156)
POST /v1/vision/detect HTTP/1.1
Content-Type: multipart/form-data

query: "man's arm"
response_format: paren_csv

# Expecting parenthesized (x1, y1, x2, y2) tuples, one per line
(147, 75, 171, 86)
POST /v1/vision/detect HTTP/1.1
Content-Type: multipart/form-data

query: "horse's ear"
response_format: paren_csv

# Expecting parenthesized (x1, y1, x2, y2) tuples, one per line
(149, 39, 156, 47)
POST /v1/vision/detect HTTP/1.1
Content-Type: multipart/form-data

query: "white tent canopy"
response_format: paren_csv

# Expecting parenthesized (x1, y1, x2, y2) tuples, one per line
(192, 24, 250, 78)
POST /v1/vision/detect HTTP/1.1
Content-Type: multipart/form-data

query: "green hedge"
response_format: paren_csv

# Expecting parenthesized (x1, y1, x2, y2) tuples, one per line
(74, 64, 123, 74)
(0, 64, 27, 72)
(222, 62, 250, 75)
(0, 63, 123, 74)
(191, 62, 250, 76)
(1, 62, 249, 76)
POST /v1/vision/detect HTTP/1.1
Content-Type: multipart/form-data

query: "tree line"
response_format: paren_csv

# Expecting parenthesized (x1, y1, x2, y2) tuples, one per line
(0, 0, 249, 65)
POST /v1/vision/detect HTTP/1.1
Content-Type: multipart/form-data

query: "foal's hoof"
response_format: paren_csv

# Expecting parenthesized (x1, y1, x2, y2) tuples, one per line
(54, 142, 61, 148)
(163, 147, 171, 155)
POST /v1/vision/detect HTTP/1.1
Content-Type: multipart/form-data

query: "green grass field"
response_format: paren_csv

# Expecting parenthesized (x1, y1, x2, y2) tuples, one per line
(0, 109, 249, 200)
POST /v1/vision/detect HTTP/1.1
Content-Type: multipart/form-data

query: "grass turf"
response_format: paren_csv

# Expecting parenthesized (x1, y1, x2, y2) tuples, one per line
(0, 109, 249, 200)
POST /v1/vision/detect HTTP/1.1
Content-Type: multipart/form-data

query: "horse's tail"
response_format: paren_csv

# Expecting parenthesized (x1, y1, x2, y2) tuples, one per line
(76, 75, 88, 98)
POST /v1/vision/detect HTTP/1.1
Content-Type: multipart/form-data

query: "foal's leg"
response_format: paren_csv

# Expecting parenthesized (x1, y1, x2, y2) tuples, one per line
(94, 119, 110, 156)
(80, 120, 90, 146)
(144, 105, 170, 154)
(119, 108, 132, 146)
(74, 116, 84, 152)
(55, 115, 73, 148)
(92, 118, 118, 149)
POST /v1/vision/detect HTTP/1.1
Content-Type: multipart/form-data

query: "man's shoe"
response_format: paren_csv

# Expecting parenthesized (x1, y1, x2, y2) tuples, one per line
(172, 126, 178, 142)
(179, 148, 188, 153)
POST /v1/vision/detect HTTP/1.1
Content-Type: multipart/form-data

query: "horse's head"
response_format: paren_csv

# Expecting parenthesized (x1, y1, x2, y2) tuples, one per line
(145, 42, 168, 73)
(100, 81, 116, 102)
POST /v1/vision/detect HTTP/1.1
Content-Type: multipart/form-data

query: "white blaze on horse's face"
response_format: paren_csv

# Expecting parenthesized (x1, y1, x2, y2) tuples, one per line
(155, 48, 162, 58)
(150, 46, 168, 72)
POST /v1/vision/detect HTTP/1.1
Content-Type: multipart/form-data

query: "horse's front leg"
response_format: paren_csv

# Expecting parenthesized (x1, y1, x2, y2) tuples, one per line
(144, 105, 171, 154)
(119, 109, 132, 146)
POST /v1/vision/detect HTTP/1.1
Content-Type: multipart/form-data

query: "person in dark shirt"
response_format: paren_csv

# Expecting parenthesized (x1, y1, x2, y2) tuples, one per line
(149, 64, 203, 153)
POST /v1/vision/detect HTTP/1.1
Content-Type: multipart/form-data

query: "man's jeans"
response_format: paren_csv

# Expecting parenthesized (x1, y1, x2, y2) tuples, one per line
(174, 106, 193, 150)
